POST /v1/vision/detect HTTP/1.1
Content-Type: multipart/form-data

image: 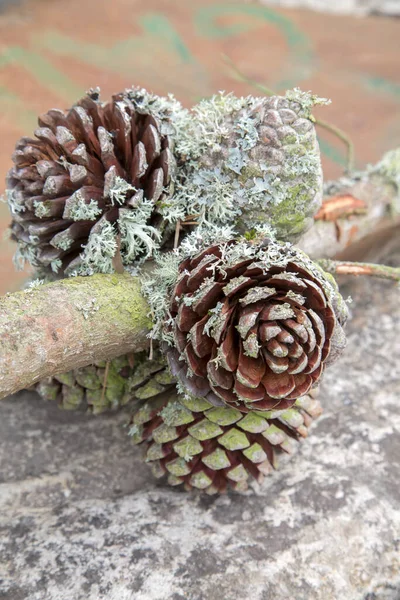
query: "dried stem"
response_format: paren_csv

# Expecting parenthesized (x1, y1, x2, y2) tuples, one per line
(311, 117, 355, 173)
(174, 220, 181, 249)
(222, 54, 275, 96)
(100, 360, 111, 406)
(318, 259, 400, 282)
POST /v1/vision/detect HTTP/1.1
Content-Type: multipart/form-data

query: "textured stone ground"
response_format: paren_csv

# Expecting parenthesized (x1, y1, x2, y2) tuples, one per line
(0, 241, 399, 599)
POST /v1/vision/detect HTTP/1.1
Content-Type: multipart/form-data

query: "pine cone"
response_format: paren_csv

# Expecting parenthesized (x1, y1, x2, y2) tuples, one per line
(35, 352, 175, 414)
(165, 239, 347, 412)
(174, 90, 326, 240)
(7, 87, 179, 275)
(129, 389, 322, 493)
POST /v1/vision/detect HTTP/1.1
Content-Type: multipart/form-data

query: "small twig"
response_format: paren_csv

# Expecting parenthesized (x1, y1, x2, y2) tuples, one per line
(174, 215, 200, 249)
(100, 360, 110, 406)
(112, 234, 125, 274)
(318, 259, 400, 282)
(312, 117, 355, 173)
(174, 220, 181, 249)
(127, 353, 136, 369)
(222, 54, 274, 96)
(222, 54, 355, 172)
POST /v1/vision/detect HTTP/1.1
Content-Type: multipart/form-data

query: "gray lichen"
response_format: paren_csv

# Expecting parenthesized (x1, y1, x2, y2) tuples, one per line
(63, 193, 102, 221)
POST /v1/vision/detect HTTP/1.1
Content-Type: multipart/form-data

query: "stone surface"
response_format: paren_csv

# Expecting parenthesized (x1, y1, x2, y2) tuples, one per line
(0, 242, 400, 599)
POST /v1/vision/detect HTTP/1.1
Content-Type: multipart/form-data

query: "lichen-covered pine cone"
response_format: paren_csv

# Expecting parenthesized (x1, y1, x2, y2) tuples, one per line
(165, 239, 347, 412)
(36, 352, 175, 414)
(129, 389, 322, 493)
(173, 89, 326, 240)
(7, 87, 178, 275)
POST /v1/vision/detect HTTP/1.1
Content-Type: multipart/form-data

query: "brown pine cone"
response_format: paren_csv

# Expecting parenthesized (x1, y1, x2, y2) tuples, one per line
(7, 87, 179, 275)
(164, 239, 347, 412)
(129, 388, 322, 493)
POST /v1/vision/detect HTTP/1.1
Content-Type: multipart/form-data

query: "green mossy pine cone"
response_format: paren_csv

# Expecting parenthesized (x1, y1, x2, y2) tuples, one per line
(35, 352, 175, 414)
(129, 388, 322, 493)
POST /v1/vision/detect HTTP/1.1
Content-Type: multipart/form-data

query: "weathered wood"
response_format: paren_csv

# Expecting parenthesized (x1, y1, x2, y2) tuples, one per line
(298, 172, 400, 258)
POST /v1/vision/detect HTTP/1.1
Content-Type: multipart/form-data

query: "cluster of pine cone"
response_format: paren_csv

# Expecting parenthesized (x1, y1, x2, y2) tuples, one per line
(5, 87, 347, 493)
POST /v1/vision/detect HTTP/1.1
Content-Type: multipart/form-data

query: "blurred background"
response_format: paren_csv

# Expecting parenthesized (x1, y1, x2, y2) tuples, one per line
(0, 0, 399, 293)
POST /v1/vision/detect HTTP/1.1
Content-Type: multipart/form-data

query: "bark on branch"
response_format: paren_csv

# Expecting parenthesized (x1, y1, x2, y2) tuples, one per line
(0, 163, 399, 399)
(0, 274, 152, 399)
(298, 171, 400, 258)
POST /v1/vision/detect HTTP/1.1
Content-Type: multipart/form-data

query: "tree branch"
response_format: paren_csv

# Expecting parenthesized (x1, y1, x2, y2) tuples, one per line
(317, 259, 400, 282)
(0, 274, 152, 399)
(298, 171, 400, 259)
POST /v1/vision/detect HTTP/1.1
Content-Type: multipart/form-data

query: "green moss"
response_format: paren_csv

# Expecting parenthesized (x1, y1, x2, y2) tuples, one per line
(238, 163, 264, 184)
(262, 424, 286, 445)
(133, 401, 155, 425)
(134, 379, 165, 400)
(152, 423, 179, 444)
(188, 419, 223, 441)
(218, 428, 250, 451)
(205, 406, 242, 426)
(160, 401, 195, 426)
(202, 448, 231, 470)
(189, 470, 213, 489)
(74, 366, 101, 390)
(128, 423, 144, 444)
(62, 384, 84, 410)
(180, 395, 213, 413)
(270, 186, 310, 237)
(54, 371, 76, 386)
(173, 435, 203, 460)
(150, 461, 165, 479)
(36, 379, 60, 402)
(279, 409, 304, 429)
(86, 388, 107, 412)
(54, 274, 152, 335)
(243, 443, 267, 464)
(237, 412, 268, 434)
(165, 457, 192, 477)
(282, 134, 298, 146)
(146, 443, 166, 461)
(226, 464, 248, 482)
(167, 474, 184, 486)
